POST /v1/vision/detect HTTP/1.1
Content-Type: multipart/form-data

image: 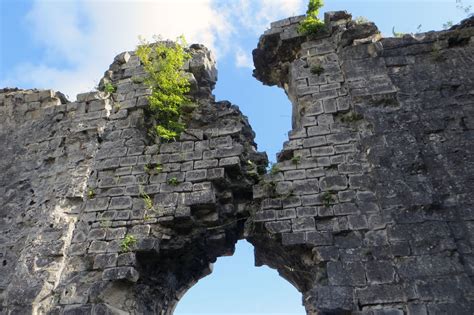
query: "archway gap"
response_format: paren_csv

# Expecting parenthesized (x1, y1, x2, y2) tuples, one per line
(174, 240, 305, 315)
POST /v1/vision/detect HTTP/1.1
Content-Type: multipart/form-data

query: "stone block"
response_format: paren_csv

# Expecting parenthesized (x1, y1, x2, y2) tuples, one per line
(366, 261, 395, 284)
(119, 156, 138, 166)
(292, 217, 315, 232)
(109, 196, 133, 209)
(327, 261, 366, 286)
(303, 136, 327, 148)
(117, 252, 136, 266)
(102, 267, 139, 282)
(320, 175, 348, 191)
(105, 227, 127, 240)
(154, 193, 178, 207)
(207, 168, 225, 180)
(310, 286, 353, 311)
(348, 215, 369, 230)
(210, 136, 232, 148)
(85, 198, 110, 212)
(326, 133, 358, 144)
(262, 198, 282, 209)
(276, 208, 297, 219)
(311, 146, 335, 156)
(282, 232, 306, 245)
(254, 210, 276, 222)
(219, 156, 240, 167)
(335, 143, 356, 154)
(93, 253, 118, 269)
(356, 284, 404, 305)
(293, 179, 319, 195)
(265, 221, 291, 234)
(89, 241, 108, 253)
(284, 170, 306, 180)
(306, 231, 333, 245)
(184, 190, 216, 206)
(323, 98, 337, 113)
(186, 169, 207, 182)
(88, 228, 106, 240)
(297, 206, 318, 217)
(194, 159, 218, 169)
(130, 225, 150, 237)
(282, 195, 302, 208)
(349, 174, 373, 190)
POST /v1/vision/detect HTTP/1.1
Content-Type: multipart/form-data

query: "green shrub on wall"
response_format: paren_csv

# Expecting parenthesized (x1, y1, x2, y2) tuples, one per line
(298, 0, 325, 35)
(136, 35, 192, 141)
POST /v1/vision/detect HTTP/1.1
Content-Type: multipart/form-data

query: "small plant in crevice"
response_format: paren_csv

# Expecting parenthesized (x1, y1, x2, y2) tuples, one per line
(291, 155, 301, 165)
(120, 234, 137, 252)
(262, 180, 278, 198)
(354, 16, 369, 25)
(391, 26, 405, 38)
(321, 191, 335, 207)
(136, 35, 193, 142)
(155, 163, 163, 173)
(87, 188, 96, 199)
(103, 82, 117, 94)
(246, 160, 261, 181)
(340, 112, 363, 123)
(167, 177, 180, 186)
(298, 0, 326, 36)
(310, 64, 325, 76)
(140, 191, 154, 210)
(269, 163, 281, 175)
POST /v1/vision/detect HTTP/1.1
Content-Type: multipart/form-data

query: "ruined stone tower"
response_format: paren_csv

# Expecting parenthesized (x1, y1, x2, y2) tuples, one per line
(1, 11, 473, 315)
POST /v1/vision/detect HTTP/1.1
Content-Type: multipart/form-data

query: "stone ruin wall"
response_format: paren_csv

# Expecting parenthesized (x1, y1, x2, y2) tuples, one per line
(0, 11, 473, 315)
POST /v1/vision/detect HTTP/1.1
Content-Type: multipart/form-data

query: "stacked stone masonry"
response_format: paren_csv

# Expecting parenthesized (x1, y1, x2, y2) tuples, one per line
(0, 10, 473, 315)
(251, 11, 474, 315)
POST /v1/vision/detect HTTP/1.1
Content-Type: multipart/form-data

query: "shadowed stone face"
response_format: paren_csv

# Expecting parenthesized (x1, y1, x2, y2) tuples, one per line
(1, 11, 474, 315)
(251, 10, 474, 315)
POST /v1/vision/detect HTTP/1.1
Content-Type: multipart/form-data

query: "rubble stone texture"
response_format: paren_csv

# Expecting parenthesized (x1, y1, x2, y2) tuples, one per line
(1, 10, 473, 315)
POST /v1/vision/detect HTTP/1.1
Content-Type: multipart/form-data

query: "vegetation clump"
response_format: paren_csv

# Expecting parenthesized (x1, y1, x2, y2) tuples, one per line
(136, 35, 192, 141)
(298, 0, 325, 35)
(321, 191, 335, 207)
(120, 234, 137, 252)
(291, 155, 301, 165)
(340, 112, 363, 123)
(87, 188, 95, 199)
(354, 16, 370, 24)
(310, 64, 325, 76)
(269, 163, 281, 175)
(140, 191, 154, 210)
(168, 177, 180, 186)
(103, 82, 117, 93)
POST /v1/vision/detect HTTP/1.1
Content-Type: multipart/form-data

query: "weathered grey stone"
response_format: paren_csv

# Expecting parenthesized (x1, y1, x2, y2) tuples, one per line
(320, 175, 348, 191)
(2, 12, 474, 315)
(93, 253, 118, 269)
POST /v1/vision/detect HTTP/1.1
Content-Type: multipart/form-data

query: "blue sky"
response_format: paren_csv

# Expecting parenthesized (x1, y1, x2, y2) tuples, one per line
(0, 0, 472, 314)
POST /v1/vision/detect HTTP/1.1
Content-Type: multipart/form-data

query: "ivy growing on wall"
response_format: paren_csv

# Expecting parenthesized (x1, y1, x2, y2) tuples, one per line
(136, 35, 192, 141)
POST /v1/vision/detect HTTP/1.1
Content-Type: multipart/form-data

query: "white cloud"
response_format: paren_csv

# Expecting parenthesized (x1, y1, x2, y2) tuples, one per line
(4, 0, 229, 99)
(217, 0, 305, 34)
(235, 47, 253, 69)
(2, 0, 305, 99)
